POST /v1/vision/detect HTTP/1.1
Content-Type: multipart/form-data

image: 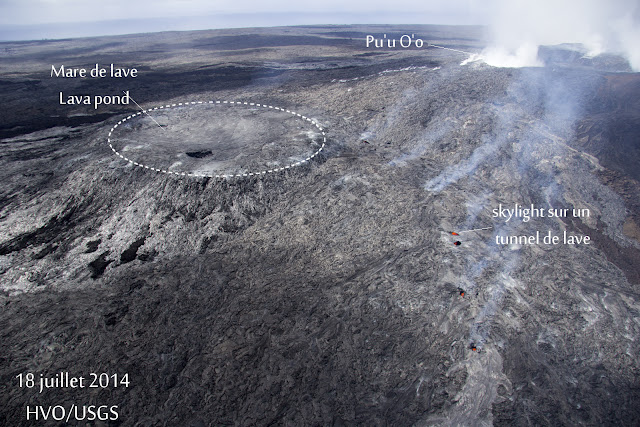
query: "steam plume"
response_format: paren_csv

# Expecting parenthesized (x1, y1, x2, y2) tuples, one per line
(482, 0, 640, 70)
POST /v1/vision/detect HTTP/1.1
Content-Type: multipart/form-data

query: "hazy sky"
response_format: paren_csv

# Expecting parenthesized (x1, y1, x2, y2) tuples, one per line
(0, 0, 490, 41)
(0, 0, 487, 26)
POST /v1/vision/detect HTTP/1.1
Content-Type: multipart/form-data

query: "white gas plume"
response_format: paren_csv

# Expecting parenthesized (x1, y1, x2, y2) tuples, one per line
(481, 0, 640, 70)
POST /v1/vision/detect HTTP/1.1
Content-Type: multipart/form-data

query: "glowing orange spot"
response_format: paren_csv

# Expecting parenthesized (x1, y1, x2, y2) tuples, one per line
(451, 232, 459, 236)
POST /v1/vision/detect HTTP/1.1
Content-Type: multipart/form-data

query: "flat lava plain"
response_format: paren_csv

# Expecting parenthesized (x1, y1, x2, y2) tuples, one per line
(1, 25, 639, 426)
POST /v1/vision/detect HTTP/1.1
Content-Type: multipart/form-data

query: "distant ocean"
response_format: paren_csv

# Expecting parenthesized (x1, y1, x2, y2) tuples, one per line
(0, 12, 481, 42)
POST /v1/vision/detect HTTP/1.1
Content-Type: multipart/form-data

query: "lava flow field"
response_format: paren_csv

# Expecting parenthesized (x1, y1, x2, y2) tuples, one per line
(1, 25, 639, 426)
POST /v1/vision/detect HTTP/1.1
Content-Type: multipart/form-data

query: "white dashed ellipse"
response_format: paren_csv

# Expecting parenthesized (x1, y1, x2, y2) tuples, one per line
(107, 100, 327, 179)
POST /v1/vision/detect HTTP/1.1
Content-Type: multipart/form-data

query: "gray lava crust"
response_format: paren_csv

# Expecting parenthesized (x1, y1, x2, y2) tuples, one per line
(1, 25, 639, 426)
